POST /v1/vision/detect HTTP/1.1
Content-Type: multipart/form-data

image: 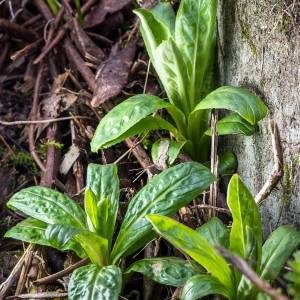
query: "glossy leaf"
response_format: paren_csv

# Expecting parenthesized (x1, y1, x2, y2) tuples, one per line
(5, 218, 87, 258)
(196, 217, 230, 249)
(85, 164, 119, 249)
(7, 186, 87, 229)
(228, 174, 262, 261)
(192, 86, 267, 125)
(228, 174, 262, 285)
(150, 2, 175, 37)
(133, 9, 170, 69)
(237, 227, 259, 300)
(111, 162, 217, 264)
(156, 38, 191, 117)
(98, 116, 186, 149)
(151, 138, 187, 166)
(203, 151, 237, 175)
(146, 215, 235, 298)
(91, 94, 176, 151)
(175, 0, 218, 109)
(69, 264, 122, 300)
(45, 224, 84, 249)
(124, 257, 203, 287)
(260, 226, 300, 281)
(180, 274, 231, 300)
(204, 113, 257, 136)
(75, 231, 109, 267)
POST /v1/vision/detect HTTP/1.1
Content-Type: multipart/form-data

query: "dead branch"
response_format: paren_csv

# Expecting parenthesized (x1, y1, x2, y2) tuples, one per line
(209, 114, 219, 219)
(255, 120, 284, 206)
(6, 292, 68, 299)
(189, 204, 232, 217)
(0, 18, 39, 42)
(33, 257, 90, 286)
(215, 246, 288, 300)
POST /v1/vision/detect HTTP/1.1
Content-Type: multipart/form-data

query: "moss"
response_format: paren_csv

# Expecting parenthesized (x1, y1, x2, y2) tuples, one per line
(239, 24, 257, 57)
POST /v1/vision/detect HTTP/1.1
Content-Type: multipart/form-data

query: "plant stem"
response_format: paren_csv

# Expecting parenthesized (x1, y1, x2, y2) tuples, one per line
(75, 0, 83, 27)
(46, 0, 58, 16)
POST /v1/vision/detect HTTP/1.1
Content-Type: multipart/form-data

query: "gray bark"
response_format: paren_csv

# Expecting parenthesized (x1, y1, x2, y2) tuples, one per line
(216, 0, 300, 239)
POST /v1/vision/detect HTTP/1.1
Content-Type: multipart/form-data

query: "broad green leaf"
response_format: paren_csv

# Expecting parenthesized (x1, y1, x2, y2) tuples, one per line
(196, 217, 230, 249)
(7, 186, 87, 229)
(192, 86, 267, 125)
(124, 257, 203, 287)
(111, 162, 217, 264)
(187, 31, 216, 159)
(150, 3, 175, 37)
(285, 250, 300, 300)
(133, 9, 170, 69)
(98, 116, 187, 149)
(260, 226, 300, 281)
(155, 38, 191, 117)
(200, 30, 216, 101)
(91, 94, 177, 151)
(203, 151, 237, 175)
(75, 231, 109, 267)
(175, 0, 218, 109)
(228, 174, 262, 283)
(45, 224, 84, 249)
(86, 164, 119, 249)
(146, 215, 235, 298)
(204, 113, 257, 136)
(180, 274, 231, 300)
(5, 218, 87, 258)
(69, 264, 122, 300)
(237, 227, 259, 300)
(151, 138, 187, 166)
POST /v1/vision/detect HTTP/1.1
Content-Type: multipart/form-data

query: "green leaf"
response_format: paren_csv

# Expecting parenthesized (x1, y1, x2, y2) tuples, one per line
(228, 174, 262, 260)
(285, 250, 300, 300)
(196, 217, 230, 249)
(146, 215, 235, 298)
(204, 113, 257, 136)
(180, 274, 231, 300)
(175, 0, 218, 109)
(237, 227, 259, 300)
(7, 186, 87, 229)
(45, 224, 84, 249)
(69, 264, 122, 300)
(85, 164, 119, 249)
(151, 138, 187, 166)
(155, 38, 191, 117)
(124, 257, 203, 287)
(111, 162, 217, 264)
(260, 226, 300, 281)
(133, 9, 170, 69)
(228, 174, 262, 281)
(192, 86, 267, 125)
(75, 231, 110, 267)
(203, 151, 237, 176)
(150, 2, 175, 37)
(5, 218, 87, 258)
(90, 94, 177, 151)
(98, 116, 187, 149)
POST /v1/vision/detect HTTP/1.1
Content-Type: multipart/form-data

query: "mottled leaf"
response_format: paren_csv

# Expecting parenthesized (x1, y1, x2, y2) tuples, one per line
(7, 186, 87, 229)
(180, 275, 231, 300)
(69, 264, 122, 300)
(196, 217, 230, 249)
(111, 162, 217, 264)
(146, 215, 235, 298)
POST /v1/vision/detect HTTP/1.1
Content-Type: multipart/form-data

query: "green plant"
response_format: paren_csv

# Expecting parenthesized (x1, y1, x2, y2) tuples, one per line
(91, 0, 267, 172)
(126, 174, 300, 299)
(5, 162, 216, 300)
(285, 250, 300, 299)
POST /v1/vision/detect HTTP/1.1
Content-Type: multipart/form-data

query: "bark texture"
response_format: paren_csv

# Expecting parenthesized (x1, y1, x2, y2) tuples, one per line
(217, 0, 300, 238)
